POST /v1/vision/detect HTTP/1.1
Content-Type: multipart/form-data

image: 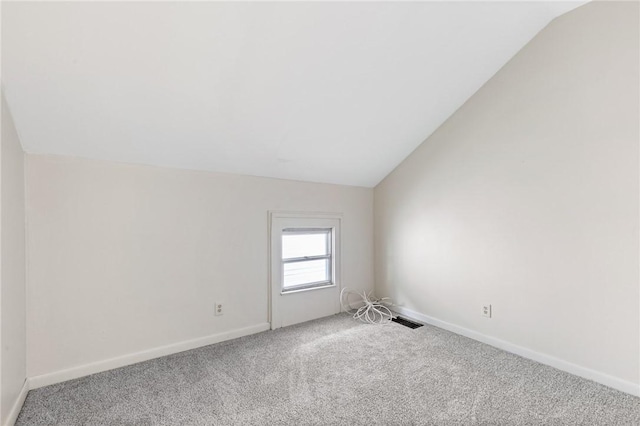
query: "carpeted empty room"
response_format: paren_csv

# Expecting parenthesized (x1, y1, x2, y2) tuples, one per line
(14, 315, 640, 425)
(1, 1, 638, 425)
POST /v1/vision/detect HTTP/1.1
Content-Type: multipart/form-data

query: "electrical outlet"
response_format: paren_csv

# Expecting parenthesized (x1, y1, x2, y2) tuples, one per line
(482, 304, 492, 318)
(215, 302, 224, 316)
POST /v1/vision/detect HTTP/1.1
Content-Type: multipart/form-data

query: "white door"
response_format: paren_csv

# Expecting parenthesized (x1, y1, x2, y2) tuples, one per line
(269, 212, 341, 329)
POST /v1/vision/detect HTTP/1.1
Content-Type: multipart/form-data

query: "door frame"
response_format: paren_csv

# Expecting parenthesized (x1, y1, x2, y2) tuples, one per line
(268, 211, 343, 329)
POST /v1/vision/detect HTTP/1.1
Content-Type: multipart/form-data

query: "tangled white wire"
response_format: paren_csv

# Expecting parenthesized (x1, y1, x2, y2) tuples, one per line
(340, 287, 394, 325)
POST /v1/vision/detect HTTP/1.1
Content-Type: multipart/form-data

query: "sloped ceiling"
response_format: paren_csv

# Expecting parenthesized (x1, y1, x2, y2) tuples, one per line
(2, 1, 583, 187)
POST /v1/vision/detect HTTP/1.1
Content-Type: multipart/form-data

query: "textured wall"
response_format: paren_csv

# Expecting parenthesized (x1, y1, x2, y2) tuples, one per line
(26, 154, 373, 378)
(1, 93, 27, 423)
(375, 1, 639, 386)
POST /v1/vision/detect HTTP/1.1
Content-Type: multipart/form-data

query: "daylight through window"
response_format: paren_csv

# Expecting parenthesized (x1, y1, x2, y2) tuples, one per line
(281, 228, 333, 291)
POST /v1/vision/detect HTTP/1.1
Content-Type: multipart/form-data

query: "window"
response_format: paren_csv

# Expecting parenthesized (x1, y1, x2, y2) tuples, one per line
(281, 228, 333, 292)
(269, 212, 341, 328)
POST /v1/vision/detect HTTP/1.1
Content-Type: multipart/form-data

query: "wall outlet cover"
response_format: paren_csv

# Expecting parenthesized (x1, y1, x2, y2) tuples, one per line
(482, 304, 492, 318)
(215, 302, 224, 316)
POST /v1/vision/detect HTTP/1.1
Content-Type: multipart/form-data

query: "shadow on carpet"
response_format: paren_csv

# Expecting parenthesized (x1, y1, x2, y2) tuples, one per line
(16, 314, 640, 425)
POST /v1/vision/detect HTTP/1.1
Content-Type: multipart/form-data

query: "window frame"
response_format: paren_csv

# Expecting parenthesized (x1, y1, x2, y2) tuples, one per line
(268, 211, 342, 329)
(269, 212, 341, 299)
(281, 227, 334, 292)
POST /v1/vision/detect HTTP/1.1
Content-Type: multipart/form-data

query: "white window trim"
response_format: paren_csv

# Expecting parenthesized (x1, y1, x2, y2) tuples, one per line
(268, 211, 342, 327)
(281, 227, 334, 293)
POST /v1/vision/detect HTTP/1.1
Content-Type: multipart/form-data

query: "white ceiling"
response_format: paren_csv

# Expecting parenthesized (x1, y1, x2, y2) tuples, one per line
(2, 1, 583, 187)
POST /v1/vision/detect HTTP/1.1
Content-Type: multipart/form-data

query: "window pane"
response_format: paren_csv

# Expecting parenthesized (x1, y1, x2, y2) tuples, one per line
(282, 231, 329, 259)
(283, 259, 329, 288)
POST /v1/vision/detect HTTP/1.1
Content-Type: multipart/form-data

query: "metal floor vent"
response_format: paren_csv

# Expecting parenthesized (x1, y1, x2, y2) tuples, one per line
(392, 316, 424, 329)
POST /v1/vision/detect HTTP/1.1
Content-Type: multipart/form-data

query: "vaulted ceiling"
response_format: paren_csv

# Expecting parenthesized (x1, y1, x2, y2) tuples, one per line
(2, 1, 583, 187)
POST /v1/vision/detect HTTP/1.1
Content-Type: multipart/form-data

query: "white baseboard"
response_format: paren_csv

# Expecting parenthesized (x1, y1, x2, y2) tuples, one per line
(393, 306, 640, 397)
(28, 322, 271, 390)
(4, 380, 29, 426)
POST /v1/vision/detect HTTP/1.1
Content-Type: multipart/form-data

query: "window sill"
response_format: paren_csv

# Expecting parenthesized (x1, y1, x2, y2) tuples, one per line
(281, 283, 336, 295)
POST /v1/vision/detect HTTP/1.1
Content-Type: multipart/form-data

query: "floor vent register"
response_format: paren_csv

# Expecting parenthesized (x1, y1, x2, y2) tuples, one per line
(391, 316, 424, 329)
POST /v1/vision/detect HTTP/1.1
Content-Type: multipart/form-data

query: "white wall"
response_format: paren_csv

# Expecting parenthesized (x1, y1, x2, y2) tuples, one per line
(26, 155, 373, 380)
(1, 93, 27, 424)
(375, 0, 639, 391)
